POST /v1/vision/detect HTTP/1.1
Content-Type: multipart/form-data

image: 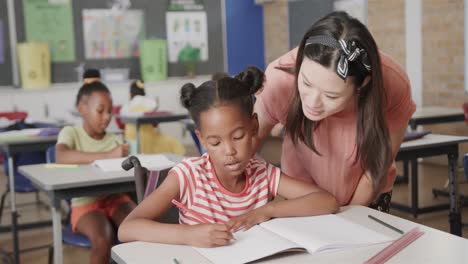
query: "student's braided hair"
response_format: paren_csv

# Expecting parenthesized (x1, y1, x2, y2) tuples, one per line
(75, 81, 111, 107)
(180, 66, 264, 127)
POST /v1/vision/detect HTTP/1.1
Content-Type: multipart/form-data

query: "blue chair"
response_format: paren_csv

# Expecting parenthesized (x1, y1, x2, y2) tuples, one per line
(189, 131, 206, 155)
(46, 146, 91, 264)
(183, 119, 206, 155)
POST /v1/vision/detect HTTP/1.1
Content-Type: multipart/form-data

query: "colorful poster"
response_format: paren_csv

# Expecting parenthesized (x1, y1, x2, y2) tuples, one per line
(83, 9, 145, 59)
(0, 19, 4, 64)
(166, 11, 208, 63)
(23, 0, 75, 62)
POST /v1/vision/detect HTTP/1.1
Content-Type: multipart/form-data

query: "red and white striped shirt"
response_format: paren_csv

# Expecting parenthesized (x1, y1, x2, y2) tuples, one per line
(170, 154, 281, 225)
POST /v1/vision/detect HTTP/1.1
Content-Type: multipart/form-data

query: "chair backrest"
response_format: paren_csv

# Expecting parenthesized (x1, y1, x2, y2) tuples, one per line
(122, 156, 179, 223)
(113, 105, 125, 130)
(0, 111, 28, 121)
(133, 164, 150, 204)
(46, 146, 56, 163)
(463, 102, 468, 125)
(189, 130, 206, 155)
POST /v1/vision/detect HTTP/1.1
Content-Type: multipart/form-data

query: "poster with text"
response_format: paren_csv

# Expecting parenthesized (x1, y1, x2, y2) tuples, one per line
(83, 9, 145, 59)
(166, 11, 208, 63)
(23, 0, 75, 62)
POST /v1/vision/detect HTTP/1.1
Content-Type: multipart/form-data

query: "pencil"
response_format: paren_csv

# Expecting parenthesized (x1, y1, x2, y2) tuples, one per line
(368, 215, 404, 234)
(171, 199, 211, 224)
(45, 164, 79, 169)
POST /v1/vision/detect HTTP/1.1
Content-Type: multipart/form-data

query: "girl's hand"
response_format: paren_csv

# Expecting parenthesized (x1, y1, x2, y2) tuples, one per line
(186, 223, 234, 247)
(109, 143, 129, 158)
(226, 204, 273, 232)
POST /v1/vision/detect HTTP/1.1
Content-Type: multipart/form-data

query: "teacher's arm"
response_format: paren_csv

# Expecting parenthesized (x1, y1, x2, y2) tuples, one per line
(349, 121, 407, 206)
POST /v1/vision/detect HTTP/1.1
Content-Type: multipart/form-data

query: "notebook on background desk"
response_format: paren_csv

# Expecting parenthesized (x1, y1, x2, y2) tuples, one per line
(195, 214, 394, 264)
(403, 130, 431, 142)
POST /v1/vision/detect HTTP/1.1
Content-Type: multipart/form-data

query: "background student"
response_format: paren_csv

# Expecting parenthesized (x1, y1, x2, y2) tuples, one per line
(118, 66, 338, 247)
(254, 11, 416, 212)
(120, 79, 186, 155)
(56, 82, 136, 264)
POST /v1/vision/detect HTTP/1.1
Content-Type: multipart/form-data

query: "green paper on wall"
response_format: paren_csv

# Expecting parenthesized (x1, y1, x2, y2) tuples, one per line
(23, 0, 75, 62)
(140, 39, 168, 81)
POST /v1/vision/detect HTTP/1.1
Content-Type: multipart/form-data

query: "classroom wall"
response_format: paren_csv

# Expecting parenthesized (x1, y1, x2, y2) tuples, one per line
(261, 0, 335, 65)
(288, 0, 334, 48)
(367, 0, 406, 68)
(420, 0, 468, 155)
(368, 0, 468, 159)
(262, 1, 289, 65)
(0, 1, 12, 86)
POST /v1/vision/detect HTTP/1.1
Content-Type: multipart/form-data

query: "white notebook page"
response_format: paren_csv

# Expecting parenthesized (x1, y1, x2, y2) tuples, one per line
(194, 225, 302, 264)
(261, 214, 393, 254)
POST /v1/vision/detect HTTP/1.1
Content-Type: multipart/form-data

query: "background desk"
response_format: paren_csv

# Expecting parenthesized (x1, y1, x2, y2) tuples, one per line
(393, 134, 468, 236)
(19, 154, 182, 264)
(0, 135, 57, 264)
(400, 106, 466, 185)
(119, 112, 189, 153)
(111, 205, 468, 264)
(410, 106, 465, 130)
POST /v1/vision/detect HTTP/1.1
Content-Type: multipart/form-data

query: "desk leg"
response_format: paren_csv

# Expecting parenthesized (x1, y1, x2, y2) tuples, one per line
(411, 159, 419, 218)
(8, 157, 20, 264)
(447, 152, 461, 236)
(403, 160, 409, 181)
(51, 200, 63, 264)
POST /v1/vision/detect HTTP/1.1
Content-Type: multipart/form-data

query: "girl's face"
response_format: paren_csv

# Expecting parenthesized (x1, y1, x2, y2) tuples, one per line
(79, 91, 113, 138)
(196, 104, 258, 180)
(298, 57, 356, 121)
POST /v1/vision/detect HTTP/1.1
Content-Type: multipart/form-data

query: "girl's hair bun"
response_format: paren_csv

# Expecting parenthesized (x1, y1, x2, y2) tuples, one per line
(235, 66, 265, 94)
(180, 83, 197, 108)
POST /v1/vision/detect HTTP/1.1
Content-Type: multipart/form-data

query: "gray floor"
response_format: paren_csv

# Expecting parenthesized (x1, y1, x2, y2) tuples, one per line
(1, 144, 468, 263)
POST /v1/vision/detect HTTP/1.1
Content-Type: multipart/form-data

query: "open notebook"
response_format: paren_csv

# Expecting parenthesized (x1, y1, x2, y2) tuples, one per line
(93, 154, 175, 172)
(195, 214, 394, 264)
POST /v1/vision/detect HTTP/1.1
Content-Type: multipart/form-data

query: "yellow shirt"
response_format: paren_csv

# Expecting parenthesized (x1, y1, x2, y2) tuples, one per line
(56, 126, 120, 206)
(121, 95, 185, 155)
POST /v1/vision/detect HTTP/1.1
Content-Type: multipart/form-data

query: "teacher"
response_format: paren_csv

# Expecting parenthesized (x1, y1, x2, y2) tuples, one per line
(254, 11, 415, 212)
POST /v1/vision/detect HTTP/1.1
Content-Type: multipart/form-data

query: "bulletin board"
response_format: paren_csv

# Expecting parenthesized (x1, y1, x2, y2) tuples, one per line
(0, 0, 224, 86)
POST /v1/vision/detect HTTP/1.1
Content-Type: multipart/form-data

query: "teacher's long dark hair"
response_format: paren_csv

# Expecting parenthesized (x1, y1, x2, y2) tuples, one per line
(285, 11, 392, 198)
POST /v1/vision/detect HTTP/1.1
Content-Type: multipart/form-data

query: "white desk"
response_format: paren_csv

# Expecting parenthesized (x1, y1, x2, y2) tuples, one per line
(119, 112, 189, 153)
(401, 106, 465, 192)
(394, 134, 468, 235)
(111, 205, 468, 264)
(19, 154, 181, 264)
(0, 135, 57, 264)
(410, 106, 465, 130)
